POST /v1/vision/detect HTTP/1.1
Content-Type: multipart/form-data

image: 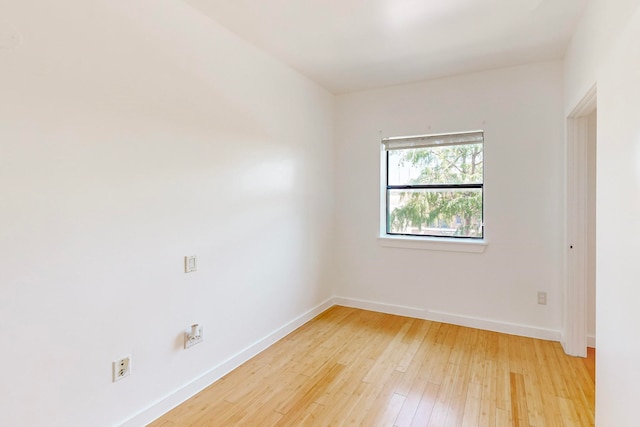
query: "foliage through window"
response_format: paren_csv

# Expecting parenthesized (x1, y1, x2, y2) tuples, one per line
(383, 131, 484, 239)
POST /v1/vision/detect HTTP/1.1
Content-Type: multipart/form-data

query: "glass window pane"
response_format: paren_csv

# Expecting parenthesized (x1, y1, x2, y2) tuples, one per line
(388, 143, 483, 186)
(387, 188, 483, 238)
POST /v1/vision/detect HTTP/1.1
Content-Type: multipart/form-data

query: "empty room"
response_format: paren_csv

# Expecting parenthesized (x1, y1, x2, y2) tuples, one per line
(2, 0, 640, 426)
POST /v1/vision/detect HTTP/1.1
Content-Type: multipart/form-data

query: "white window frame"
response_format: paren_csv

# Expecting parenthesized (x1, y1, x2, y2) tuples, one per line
(378, 131, 488, 253)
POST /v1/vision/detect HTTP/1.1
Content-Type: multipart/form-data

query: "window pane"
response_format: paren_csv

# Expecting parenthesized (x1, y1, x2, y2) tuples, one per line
(387, 188, 483, 238)
(388, 143, 483, 186)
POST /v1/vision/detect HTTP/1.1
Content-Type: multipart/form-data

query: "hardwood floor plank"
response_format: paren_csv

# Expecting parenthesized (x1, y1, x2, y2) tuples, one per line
(427, 361, 459, 426)
(445, 330, 475, 426)
(376, 392, 405, 427)
(557, 396, 583, 427)
(409, 382, 440, 427)
(478, 359, 498, 427)
(341, 381, 381, 426)
(360, 370, 405, 426)
(495, 407, 511, 426)
(393, 337, 442, 426)
(460, 382, 482, 427)
(495, 361, 511, 411)
(510, 372, 531, 427)
(276, 362, 346, 416)
(148, 306, 595, 427)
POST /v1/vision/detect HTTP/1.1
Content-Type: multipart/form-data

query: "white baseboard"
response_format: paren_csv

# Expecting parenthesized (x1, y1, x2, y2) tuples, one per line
(333, 296, 562, 342)
(332, 296, 428, 319)
(587, 334, 596, 348)
(426, 309, 561, 342)
(118, 297, 334, 427)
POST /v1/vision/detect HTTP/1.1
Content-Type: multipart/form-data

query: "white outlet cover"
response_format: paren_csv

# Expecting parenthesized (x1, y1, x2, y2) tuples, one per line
(537, 292, 547, 305)
(113, 355, 132, 382)
(184, 325, 204, 349)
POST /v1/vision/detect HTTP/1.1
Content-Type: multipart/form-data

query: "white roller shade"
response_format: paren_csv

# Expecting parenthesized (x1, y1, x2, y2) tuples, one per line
(382, 130, 483, 150)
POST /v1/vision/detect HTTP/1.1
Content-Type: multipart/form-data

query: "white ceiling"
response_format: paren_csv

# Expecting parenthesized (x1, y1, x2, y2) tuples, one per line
(182, 0, 587, 93)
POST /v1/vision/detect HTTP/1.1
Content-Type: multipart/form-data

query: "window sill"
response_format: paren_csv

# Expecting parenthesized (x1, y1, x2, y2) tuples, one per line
(377, 235, 488, 253)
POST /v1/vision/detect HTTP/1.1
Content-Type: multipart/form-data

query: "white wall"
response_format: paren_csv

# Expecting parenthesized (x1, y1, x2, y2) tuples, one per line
(0, 1, 334, 426)
(334, 61, 565, 337)
(564, 0, 640, 111)
(565, 1, 640, 424)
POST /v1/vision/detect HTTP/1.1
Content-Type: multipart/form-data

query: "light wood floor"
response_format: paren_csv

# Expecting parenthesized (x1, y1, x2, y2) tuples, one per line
(150, 306, 595, 427)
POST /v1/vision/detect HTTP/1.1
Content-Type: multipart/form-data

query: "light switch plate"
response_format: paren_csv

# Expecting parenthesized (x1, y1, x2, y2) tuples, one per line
(185, 255, 197, 273)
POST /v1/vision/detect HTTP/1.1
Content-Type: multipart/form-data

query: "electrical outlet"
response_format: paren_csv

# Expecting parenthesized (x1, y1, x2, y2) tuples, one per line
(113, 355, 131, 382)
(537, 291, 547, 305)
(184, 324, 203, 349)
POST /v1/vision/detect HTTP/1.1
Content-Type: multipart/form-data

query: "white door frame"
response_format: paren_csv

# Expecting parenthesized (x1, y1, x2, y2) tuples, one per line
(563, 85, 596, 357)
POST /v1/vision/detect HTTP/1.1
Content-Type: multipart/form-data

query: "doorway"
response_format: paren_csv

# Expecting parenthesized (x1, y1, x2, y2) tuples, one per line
(564, 85, 597, 357)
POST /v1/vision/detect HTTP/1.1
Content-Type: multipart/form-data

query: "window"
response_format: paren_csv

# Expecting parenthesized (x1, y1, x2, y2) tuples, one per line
(382, 131, 484, 239)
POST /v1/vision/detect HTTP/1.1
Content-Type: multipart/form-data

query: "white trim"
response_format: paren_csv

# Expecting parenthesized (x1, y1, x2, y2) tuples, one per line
(563, 115, 589, 356)
(118, 298, 335, 427)
(377, 236, 487, 253)
(333, 296, 428, 319)
(570, 84, 597, 117)
(334, 296, 561, 342)
(587, 334, 596, 348)
(427, 310, 561, 342)
(380, 142, 388, 235)
(563, 85, 597, 358)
